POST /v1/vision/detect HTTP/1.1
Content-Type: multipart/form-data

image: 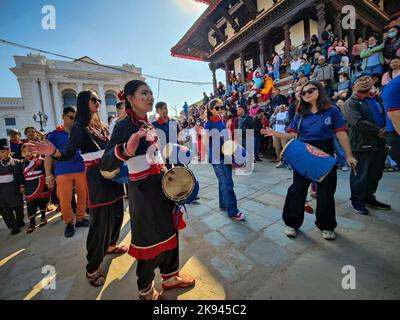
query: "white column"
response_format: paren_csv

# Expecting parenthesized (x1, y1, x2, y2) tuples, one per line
(51, 81, 63, 125)
(32, 80, 42, 113)
(98, 84, 108, 123)
(39, 80, 56, 131)
(77, 82, 83, 93)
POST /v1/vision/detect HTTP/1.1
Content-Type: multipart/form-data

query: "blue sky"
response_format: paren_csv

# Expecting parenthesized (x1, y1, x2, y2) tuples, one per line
(0, 0, 224, 115)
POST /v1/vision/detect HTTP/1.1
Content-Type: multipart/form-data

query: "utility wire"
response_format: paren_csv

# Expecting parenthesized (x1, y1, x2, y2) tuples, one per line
(0, 38, 213, 86)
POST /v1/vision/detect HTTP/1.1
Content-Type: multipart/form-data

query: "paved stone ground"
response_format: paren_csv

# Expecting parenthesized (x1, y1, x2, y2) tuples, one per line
(0, 158, 399, 300)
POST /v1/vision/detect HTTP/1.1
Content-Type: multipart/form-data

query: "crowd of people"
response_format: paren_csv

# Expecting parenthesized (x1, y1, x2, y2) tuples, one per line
(0, 24, 399, 300)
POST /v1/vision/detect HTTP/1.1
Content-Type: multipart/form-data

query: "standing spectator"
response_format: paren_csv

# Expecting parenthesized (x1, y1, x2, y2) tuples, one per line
(45, 106, 88, 238)
(245, 68, 254, 82)
(273, 52, 281, 81)
(300, 40, 308, 56)
(24, 126, 38, 142)
(254, 109, 264, 162)
(352, 37, 365, 72)
(253, 65, 264, 89)
(382, 68, 400, 165)
(307, 34, 319, 57)
(249, 96, 261, 117)
(183, 101, 189, 119)
(360, 36, 385, 75)
(237, 105, 254, 153)
(270, 104, 290, 168)
(8, 128, 23, 159)
(237, 91, 247, 107)
(217, 82, 225, 97)
(109, 101, 127, 135)
(288, 86, 302, 124)
(321, 24, 335, 51)
(343, 72, 390, 215)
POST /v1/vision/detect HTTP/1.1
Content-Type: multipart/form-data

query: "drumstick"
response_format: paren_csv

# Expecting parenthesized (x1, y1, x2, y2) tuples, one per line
(351, 165, 357, 176)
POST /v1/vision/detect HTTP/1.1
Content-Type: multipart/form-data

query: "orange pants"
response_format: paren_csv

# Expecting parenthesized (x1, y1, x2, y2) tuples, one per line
(56, 172, 87, 224)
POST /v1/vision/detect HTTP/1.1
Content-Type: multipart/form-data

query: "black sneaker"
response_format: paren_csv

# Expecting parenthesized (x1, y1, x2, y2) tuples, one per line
(255, 158, 263, 162)
(64, 223, 75, 238)
(364, 199, 391, 210)
(351, 202, 369, 215)
(11, 228, 20, 235)
(75, 218, 90, 228)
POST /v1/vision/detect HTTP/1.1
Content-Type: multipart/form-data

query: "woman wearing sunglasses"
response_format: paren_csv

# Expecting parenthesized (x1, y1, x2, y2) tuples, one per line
(26, 90, 126, 287)
(204, 98, 245, 221)
(262, 81, 357, 240)
(100, 80, 195, 300)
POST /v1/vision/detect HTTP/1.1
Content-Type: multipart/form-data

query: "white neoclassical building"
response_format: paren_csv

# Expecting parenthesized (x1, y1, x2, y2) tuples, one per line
(0, 53, 144, 137)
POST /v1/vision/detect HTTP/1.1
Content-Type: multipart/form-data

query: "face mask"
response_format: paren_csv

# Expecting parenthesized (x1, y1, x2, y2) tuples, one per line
(388, 31, 397, 39)
(288, 90, 294, 95)
(369, 43, 376, 48)
(339, 79, 345, 83)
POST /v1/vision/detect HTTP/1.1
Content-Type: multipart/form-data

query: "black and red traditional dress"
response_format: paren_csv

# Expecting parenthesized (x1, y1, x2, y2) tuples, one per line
(0, 156, 24, 232)
(21, 156, 52, 219)
(101, 111, 185, 294)
(56, 121, 125, 273)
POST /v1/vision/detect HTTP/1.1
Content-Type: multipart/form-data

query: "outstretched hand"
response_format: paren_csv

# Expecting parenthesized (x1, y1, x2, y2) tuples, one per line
(24, 140, 56, 156)
(260, 127, 276, 137)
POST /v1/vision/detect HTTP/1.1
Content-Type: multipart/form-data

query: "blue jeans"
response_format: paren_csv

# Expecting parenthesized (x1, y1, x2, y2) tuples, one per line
(273, 63, 280, 81)
(212, 164, 239, 217)
(334, 135, 347, 167)
(364, 64, 384, 76)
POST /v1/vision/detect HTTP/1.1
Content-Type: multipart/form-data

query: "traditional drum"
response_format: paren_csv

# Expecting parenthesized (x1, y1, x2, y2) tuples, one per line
(161, 166, 199, 203)
(281, 139, 337, 182)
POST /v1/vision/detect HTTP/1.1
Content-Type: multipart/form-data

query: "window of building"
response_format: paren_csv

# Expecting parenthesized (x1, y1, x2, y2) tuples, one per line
(5, 118, 16, 126)
(106, 93, 117, 106)
(63, 91, 77, 107)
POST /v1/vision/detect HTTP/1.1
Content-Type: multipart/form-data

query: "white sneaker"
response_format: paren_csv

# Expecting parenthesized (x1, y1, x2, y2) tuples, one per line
(231, 212, 246, 221)
(321, 230, 336, 240)
(284, 226, 297, 238)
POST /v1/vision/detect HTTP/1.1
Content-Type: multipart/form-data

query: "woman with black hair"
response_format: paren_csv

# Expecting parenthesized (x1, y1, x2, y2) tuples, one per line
(204, 98, 245, 221)
(100, 80, 195, 300)
(262, 81, 357, 241)
(26, 90, 126, 287)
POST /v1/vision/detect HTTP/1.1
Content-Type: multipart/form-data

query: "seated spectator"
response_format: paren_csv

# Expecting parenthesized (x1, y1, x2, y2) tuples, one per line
(289, 54, 301, 81)
(384, 26, 400, 62)
(286, 87, 296, 105)
(300, 40, 308, 56)
(246, 68, 254, 82)
(312, 55, 334, 81)
(307, 34, 319, 57)
(360, 36, 385, 75)
(294, 71, 309, 87)
(203, 92, 210, 105)
(270, 87, 288, 109)
(298, 57, 311, 77)
(382, 55, 400, 87)
(333, 70, 352, 100)
(336, 40, 348, 55)
(328, 40, 339, 57)
(249, 96, 261, 117)
(321, 80, 334, 98)
(371, 73, 383, 96)
(237, 91, 247, 107)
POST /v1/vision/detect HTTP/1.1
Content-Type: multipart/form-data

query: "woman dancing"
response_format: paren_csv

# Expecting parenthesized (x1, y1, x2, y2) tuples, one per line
(27, 90, 126, 287)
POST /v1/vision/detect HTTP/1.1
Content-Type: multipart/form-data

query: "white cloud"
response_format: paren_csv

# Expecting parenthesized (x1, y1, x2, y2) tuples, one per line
(174, 0, 208, 16)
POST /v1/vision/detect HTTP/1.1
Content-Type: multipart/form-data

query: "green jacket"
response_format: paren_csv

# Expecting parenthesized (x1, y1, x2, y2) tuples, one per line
(360, 43, 385, 70)
(343, 94, 386, 152)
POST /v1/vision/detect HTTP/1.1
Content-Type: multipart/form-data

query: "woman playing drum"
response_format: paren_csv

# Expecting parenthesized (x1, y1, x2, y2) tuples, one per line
(262, 81, 357, 240)
(100, 80, 195, 300)
(204, 98, 246, 221)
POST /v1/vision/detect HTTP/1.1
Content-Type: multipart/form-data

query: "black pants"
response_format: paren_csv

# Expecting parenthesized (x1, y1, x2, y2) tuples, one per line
(27, 197, 49, 218)
(136, 244, 179, 292)
(350, 149, 386, 203)
(387, 133, 400, 165)
(283, 167, 338, 232)
(0, 205, 24, 230)
(86, 198, 124, 273)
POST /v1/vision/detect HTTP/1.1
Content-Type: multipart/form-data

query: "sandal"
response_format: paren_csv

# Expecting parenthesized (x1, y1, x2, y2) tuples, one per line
(86, 270, 105, 287)
(107, 245, 128, 255)
(161, 275, 196, 291)
(39, 220, 48, 227)
(139, 289, 163, 301)
(26, 226, 35, 234)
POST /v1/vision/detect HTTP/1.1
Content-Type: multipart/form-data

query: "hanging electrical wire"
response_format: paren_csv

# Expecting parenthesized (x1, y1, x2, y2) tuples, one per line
(0, 38, 213, 86)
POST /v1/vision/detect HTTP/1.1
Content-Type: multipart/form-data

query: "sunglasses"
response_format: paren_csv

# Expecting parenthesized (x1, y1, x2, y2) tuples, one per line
(301, 87, 318, 96)
(213, 106, 222, 111)
(90, 97, 101, 104)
